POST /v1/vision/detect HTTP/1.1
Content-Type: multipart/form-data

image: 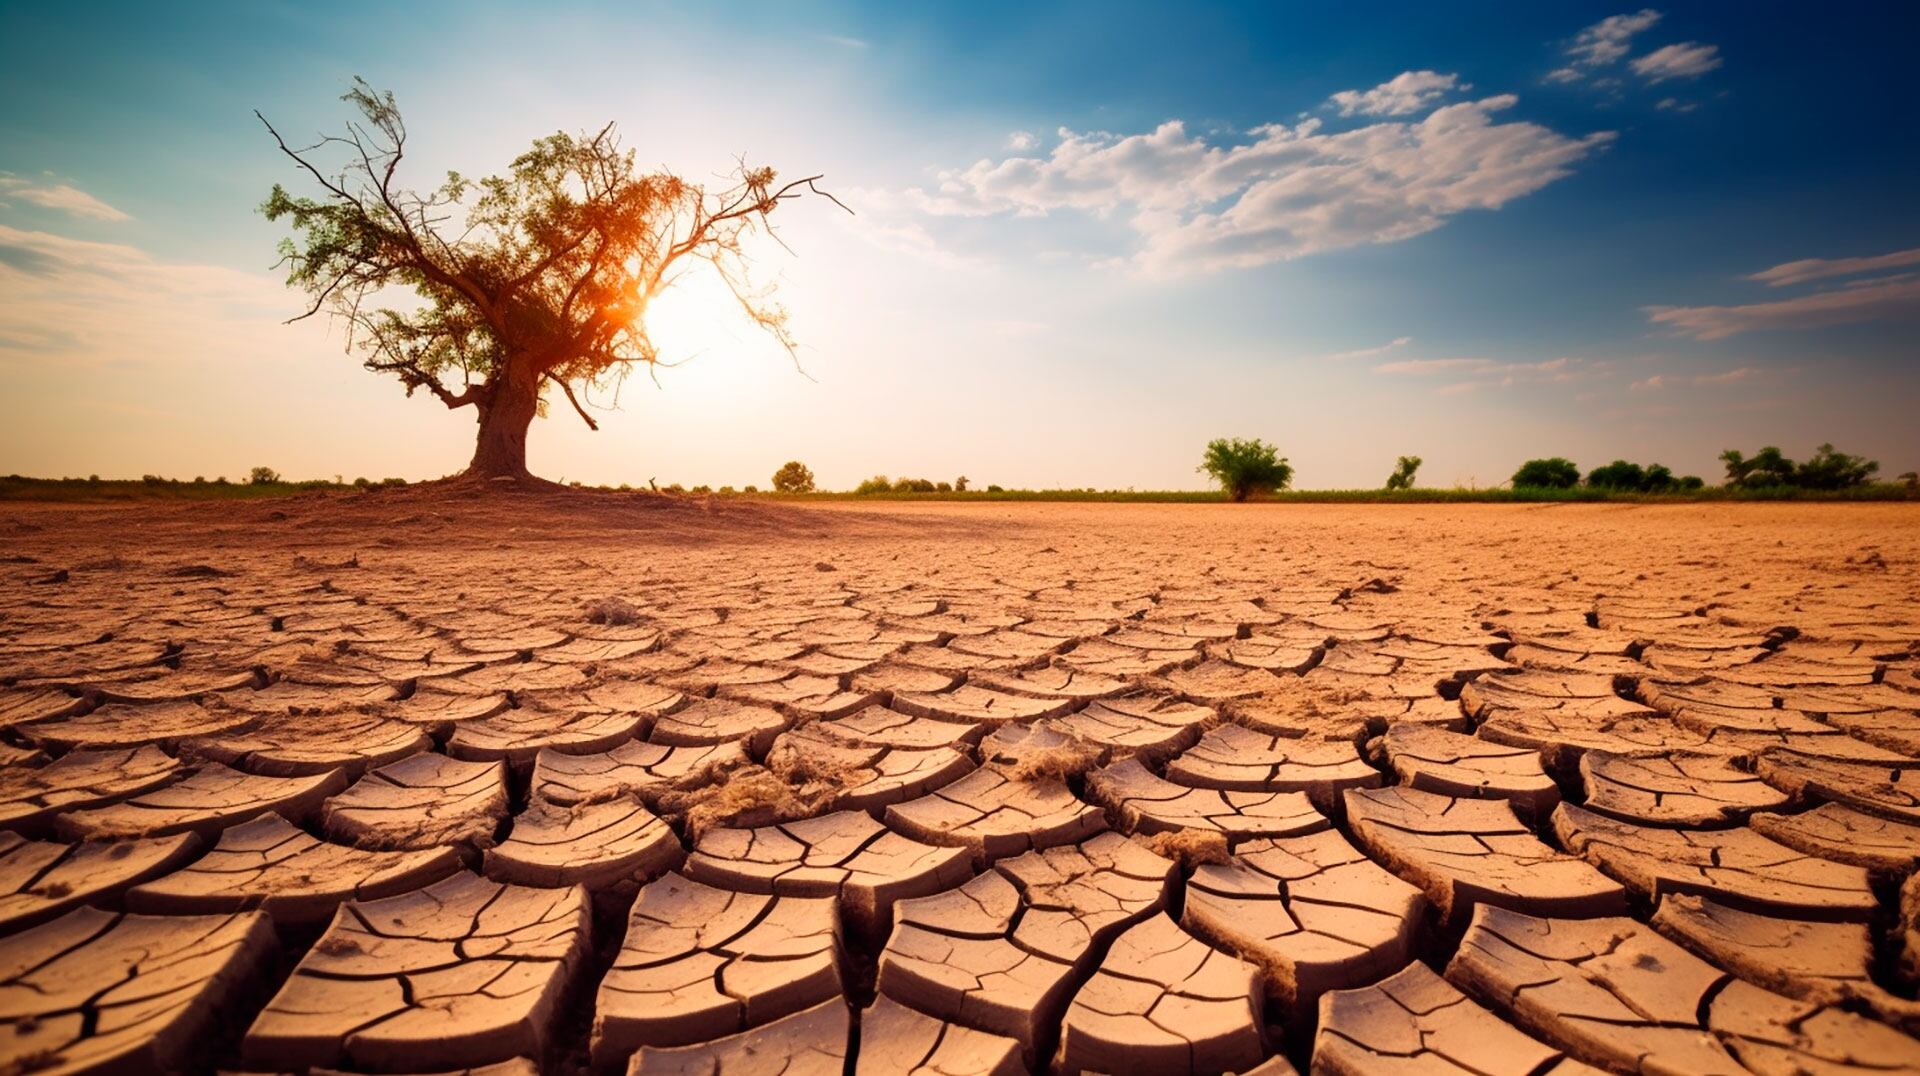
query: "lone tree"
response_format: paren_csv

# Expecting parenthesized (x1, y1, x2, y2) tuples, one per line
(260, 79, 846, 481)
(1200, 438, 1292, 501)
(770, 460, 815, 494)
(1384, 455, 1421, 491)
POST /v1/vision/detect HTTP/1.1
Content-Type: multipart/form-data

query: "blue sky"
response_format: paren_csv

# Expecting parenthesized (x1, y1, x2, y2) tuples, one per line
(2, 1, 1916, 488)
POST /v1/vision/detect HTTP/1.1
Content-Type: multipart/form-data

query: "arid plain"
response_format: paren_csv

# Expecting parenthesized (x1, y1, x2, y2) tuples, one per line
(3, 493, 1919, 1075)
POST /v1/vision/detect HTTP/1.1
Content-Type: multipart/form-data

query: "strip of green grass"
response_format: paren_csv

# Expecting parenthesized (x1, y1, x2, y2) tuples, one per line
(6, 475, 1914, 504)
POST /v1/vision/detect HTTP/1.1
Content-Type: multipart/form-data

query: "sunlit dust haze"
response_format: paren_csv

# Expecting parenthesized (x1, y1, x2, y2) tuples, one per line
(2, 2, 1916, 489)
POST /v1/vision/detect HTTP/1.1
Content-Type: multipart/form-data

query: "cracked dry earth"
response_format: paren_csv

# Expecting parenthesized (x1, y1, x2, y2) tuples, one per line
(1, 495, 1918, 1076)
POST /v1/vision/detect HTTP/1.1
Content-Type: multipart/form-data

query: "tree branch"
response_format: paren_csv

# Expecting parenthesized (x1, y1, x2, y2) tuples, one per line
(547, 373, 599, 430)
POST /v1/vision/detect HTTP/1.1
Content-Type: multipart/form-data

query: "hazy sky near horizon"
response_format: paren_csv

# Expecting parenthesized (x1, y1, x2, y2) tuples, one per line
(2, 1, 1916, 490)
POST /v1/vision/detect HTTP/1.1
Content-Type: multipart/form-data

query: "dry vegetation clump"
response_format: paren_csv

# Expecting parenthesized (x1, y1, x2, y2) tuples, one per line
(662, 765, 844, 839)
(1004, 739, 1105, 782)
(1135, 827, 1232, 867)
(584, 597, 642, 625)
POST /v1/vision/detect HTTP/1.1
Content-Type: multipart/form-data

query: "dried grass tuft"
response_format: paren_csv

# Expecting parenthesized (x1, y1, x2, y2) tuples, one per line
(584, 597, 642, 625)
(1004, 740, 1104, 782)
(1136, 827, 1231, 868)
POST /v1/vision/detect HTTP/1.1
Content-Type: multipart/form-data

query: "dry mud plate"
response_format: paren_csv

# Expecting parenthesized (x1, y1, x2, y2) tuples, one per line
(0, 495, 1918, 1074)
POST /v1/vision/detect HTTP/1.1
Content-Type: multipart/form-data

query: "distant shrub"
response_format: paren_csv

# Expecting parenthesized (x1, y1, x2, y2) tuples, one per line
(1584, 460, 1646, 491)
(352, 477, 372, 489)
(665, 483, 685, 493)
(1900, 472, 1919, 489)
(380, 477, 406, 487)
(1511, 457, 1580, 489)
(192, 476, 207, 484)
(718, 485, 735, 495)
(854, 475, 891, 495)
(892, 477, 936, 493)
(1721, 443, 1878, 490)
(248, 466, 281, 485)
(1678, 475, 1705, 491)
(1719, 446, 1795, 488)
(87, 474, 100, 482)
(955, 476, 969, 492)
(771, 460, 816, 493)
(1793, 443, 1879, 490)
(1199, 438, 1292, 501)
(141, 474, 165, 485)
(935, 481, 952, 493)
(1384, 456, 1421, 491)
(986, 484, 1004, 493)
(690, 484, 711, 494)
(214, 476, 229, 485)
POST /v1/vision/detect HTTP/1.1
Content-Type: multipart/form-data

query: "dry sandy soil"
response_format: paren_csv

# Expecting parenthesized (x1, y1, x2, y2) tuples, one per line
(2, 490, 1918, 1075)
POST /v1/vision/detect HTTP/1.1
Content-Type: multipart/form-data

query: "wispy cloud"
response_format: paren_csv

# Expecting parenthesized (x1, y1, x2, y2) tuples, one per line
(820, 34, 868, 49)
(1547, 9, 1662, 82)
(0, 173, 130, 221)
(909, 96, 1612, 274)
(1749, 247, 1920, 288)
(1630, 365, 1758, 390)
(1325, 336, 1412, 361)
(1630, 42, 1722, 82)
(1005, 130, 1038, 151)
(1373, 354, 1594, 389)
(1647, 274, 1920, 339)
(1328, 71, 1463, 117)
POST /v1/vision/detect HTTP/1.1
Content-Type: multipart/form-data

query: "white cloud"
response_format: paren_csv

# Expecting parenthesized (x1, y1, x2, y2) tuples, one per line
(1324, 335, 1412, 361)
(1631, 42, 1722, 82)
(1631, 365, 1757, 390)
(1749, 247, 1920, 288)
(1372, 354, 1594, 389)
(820, 34, 868, 49)
(910, 97, 1612, 274)
(0, 173, 130, 221)
(1558, 10, 1663, 75)
(1005, 130, 1037, 151)
(1646, 275, 1920, 339)
(1655, 96, 1697, 113)
(1328, 71, 1462, 117)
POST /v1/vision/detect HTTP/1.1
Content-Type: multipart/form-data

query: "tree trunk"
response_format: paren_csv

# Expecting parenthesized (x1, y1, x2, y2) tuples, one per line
(465, 367, 539, 480)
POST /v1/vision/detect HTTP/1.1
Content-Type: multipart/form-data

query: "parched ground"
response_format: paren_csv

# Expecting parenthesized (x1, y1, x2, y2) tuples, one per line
(2, 492, 1918, 1075)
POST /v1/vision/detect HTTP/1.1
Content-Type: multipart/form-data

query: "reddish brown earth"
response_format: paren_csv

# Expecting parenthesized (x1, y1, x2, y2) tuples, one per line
(1, 490, 1918, 1074)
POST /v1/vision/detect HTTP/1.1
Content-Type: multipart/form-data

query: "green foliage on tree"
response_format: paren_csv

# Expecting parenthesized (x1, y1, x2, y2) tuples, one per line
(954, 476, 970, 492)
(1721, 443, 1878, 490)
(1584, 460, 1646, 490)
(260, 79, 842, 481)
(1384, 455, 1422, 490)
(771, 460, 815, 493)
(1511, 457, 1580, 489)
(853, 475, 891, 495)
(1199, 438, 1293, 501)
(249, 466, 282, 485)
(1793, 443, 1879, 490)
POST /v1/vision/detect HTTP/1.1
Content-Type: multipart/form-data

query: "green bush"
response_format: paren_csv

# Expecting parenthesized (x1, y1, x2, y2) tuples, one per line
(853, 475, 891, 495)
(955, 476, 970, 492)
(1584, 460, 1646, 491)
(986, 484, 1003, 493)
(892, 477, 936, 493)
(1511, 458, 1580, 489)
(1793, 443, 1878, 490)
(1384, 456, 1421, 491)
(743, 485, 759, 494)
(1199, 438, 1293, 501)
(771, 460, 815, 493)
(248, 466, 281, 485)
(1721, 443, 1878, 490)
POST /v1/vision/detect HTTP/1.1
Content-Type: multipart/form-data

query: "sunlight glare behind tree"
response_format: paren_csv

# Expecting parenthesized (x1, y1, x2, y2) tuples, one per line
(259, 79, 848, 482)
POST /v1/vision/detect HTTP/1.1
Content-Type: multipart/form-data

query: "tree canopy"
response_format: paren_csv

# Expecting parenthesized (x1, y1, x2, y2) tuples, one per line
(261, 79, 845, 481)
(1200, 438, 1293, 501)
(1511, 457, 1580, 489)
(1384, 455, 1422, 490)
